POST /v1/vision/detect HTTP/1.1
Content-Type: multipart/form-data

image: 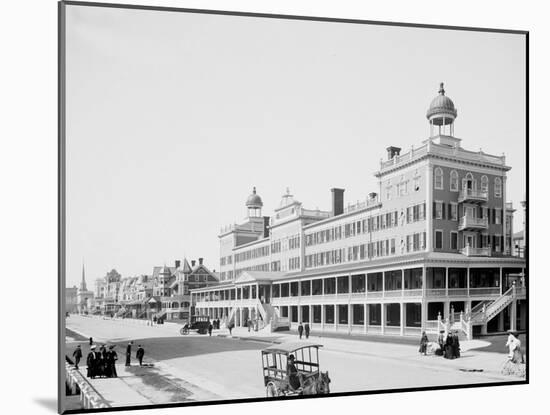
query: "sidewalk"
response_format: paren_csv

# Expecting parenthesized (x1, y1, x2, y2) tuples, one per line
(219, 327, 518, 381)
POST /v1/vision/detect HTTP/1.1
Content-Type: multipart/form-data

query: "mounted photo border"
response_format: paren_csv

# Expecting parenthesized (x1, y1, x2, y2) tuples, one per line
(58, 1, 529, 413)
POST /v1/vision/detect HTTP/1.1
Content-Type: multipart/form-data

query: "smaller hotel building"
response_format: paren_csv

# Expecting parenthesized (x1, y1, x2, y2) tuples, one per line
(190, 84, 527, 338)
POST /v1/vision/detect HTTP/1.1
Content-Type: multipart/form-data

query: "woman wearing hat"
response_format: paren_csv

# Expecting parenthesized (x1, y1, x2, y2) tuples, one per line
(86, 345, 97, 378)
(107, 345, 118, 377)
(506, 331, 524, 364)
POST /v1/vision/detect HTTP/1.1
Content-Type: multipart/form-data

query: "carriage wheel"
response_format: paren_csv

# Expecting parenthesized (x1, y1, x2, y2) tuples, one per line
(180, 327, 188, 335)
(266, 382, 280, 397)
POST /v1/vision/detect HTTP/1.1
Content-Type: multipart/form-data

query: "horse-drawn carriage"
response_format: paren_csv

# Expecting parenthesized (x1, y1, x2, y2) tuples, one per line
(180, 315, 210, 335)
(261, 341, 330, 397)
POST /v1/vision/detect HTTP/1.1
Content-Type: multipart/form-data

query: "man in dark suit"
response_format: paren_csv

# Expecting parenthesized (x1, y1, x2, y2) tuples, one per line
(126, 341, 133, 366)
(304, 322, 310, 339)
(86, 346, 96, 378)
(298, 322, 304, 339)
(94, 346, 103, 376)
(72, 345, 82, 370)
(136, 345, 145, 366)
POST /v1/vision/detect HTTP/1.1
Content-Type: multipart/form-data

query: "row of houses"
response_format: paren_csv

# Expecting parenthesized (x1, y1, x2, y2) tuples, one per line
(69, 258, 219, 321)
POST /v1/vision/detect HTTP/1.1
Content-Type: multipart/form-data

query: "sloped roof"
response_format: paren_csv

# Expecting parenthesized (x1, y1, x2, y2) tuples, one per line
(182, 258, 192, 273)
(235, 271, 285, 284)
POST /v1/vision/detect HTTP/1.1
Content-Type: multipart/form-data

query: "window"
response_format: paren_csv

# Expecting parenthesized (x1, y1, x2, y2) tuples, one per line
(386, 186, 392, 200)
(435, 201, 443, 219)
(495, 177, 502, 198)
(450, 231, 458, 250)
(481, 175, 489, 193)
(450, 202, 458, 221)
(434, 167, 443, 189)
(495, 208, 502, 225)
(495, 235, 502, 252)
(435, 230, 443, 250)
(450, 170, 458, 191)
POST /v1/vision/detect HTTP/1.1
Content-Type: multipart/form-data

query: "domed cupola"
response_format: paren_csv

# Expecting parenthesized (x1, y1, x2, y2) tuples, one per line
(426, 82, 458, 137)
(245, 186, 263, 217)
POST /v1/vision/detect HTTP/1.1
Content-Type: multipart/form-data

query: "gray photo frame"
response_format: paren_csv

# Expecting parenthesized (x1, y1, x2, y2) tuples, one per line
(59, 1, 529, 413)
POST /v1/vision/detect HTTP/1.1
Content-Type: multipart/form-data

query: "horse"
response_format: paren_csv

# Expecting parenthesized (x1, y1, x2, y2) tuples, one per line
(301, 371, 331, 395)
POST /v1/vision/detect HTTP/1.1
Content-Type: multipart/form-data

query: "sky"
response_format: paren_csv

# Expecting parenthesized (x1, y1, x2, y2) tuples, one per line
(65, 5, 526, 287)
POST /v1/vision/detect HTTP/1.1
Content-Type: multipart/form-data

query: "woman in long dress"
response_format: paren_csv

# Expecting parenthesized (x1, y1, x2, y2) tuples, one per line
(419, 331, 429, 355)
(506, 332, 524, 364)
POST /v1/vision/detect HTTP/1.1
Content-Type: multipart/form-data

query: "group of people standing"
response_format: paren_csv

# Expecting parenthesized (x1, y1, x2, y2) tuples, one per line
(82, 344, 119, 379)
(418, 330, 460, 359)
(71, 340, 146, 380)
(439, 330, 461, 359)
(297, 322, 311, 339)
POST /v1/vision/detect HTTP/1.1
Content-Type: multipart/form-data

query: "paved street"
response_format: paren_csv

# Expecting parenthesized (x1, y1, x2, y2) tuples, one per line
(65, 315, 524, 407)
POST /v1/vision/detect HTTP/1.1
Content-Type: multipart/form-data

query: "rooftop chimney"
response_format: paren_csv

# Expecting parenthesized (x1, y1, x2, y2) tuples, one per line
(386, 146, 401, 160)
(263, 216, 270, 238)
(175, 260, 181, 268)
(199, 258, 203, 265)
(191, 260, 196, 267)
(331, 188, 345, 216)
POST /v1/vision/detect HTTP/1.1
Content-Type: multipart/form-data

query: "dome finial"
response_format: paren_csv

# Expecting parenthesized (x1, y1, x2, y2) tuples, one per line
(439, 82, 445, 95)
(252, 186, 256, 194)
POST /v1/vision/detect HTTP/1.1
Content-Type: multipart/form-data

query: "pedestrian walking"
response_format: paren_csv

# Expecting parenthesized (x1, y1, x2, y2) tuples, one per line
(208, 322, 213, 336)
(304, 322, 310, 339)
(136, 345, 145, 366)
(73, 345, 82, 369)
(298, 322, 304, 339)
(89, 337, 93, 346)
(452, 331, 461, 359)
(247, 318, 252, 332)
(126, 341, 133, 367)
(107, 345, 118, 377)
(419, 331, 429, 355)
(436, 330, 445, 356)
(228, 321, 234, 336)
(86, 345, 97, 378)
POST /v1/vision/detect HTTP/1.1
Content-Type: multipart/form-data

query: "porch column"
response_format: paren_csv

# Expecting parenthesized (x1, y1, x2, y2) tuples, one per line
(445, 267, 449, 297)
(444, 301, 450, 321)
(381, 303, 386, 335)
(510, 300, 517, 331)
(421, 266, 427, 332)
(364, 303, 368, 334)
(321, 305, 325, 331)
(298, 304, 302, 323)
(348, 304, 352, 334)
(481, 323, 488, 335)
(334, 304, 338, 331)
(499, 267, 503, 295)
(498, 309, 505, 332)
(400, 302, 405, 336)
(466, 267, 470, 295)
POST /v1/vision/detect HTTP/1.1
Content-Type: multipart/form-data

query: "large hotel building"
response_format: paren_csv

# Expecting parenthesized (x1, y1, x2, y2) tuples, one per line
(190, 84, 527, 338)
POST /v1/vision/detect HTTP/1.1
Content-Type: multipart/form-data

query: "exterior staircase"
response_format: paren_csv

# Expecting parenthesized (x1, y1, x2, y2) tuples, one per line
(469, 286, 519, 326)
(425, 284, 525, 340)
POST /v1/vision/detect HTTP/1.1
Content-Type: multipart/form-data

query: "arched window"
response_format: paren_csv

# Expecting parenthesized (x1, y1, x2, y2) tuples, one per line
(450, 170, 459, 191)
(495, 177, 502, 198)
(481, 175, 489, 193)
(462, 172, 475, 192)
(434, 167, 443, 190)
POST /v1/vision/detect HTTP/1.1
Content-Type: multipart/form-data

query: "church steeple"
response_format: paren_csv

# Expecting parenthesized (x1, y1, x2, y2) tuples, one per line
(79, 262, 87, 291)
